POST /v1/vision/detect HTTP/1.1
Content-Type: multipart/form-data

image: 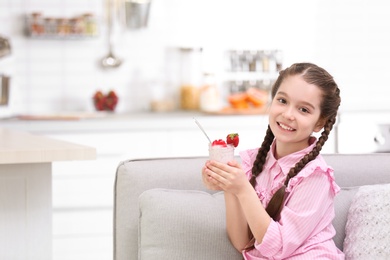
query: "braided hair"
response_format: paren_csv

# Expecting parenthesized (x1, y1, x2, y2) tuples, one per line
(245, 63, 340, 250)
(250, 62, 341, 224)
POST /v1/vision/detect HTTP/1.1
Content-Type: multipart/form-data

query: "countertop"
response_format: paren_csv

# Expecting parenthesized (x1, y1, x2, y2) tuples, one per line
(0, 111, 269, 134)
(0, 128, 96, 164)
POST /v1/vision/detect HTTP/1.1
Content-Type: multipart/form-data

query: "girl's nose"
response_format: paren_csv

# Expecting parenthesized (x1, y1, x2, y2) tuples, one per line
(283, 107, 295, 120)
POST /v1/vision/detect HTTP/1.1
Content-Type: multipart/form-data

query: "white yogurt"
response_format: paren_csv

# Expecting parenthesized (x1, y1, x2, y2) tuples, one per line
(208, 143, 234, 163)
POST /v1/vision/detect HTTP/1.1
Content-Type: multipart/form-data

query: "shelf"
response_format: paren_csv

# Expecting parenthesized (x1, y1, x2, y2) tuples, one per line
(27, 35, 98, 40)
(221, 71, 279, 82)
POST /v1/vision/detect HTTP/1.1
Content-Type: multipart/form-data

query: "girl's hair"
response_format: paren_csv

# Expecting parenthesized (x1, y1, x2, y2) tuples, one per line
(245, 62, 341, 250)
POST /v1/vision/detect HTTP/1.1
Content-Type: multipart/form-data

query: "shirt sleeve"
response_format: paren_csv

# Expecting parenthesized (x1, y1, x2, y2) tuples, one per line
(254, 170, 334, 258)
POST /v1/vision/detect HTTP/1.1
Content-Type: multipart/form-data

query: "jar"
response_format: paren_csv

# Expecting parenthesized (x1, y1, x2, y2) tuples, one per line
(199, 73, 222, 112)
(261, 50, 270, 72)
(57, 18, 70, 36)
(44, 17, 57, 35)
(179, 47, 203, 110)
(274, 50, 283, 71)
(30, 12, 44, 36)
(83, 13, 97, 36)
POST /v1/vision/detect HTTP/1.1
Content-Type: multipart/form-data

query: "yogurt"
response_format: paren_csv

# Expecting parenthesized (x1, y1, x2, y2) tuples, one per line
(209, 143, 234, 164)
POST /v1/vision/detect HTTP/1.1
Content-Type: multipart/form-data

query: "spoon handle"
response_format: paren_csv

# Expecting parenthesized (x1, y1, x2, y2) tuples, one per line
(193, 118, 212, 143)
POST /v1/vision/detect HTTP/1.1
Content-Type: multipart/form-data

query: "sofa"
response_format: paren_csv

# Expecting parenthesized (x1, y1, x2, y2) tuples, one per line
(113, 154, 390, 260)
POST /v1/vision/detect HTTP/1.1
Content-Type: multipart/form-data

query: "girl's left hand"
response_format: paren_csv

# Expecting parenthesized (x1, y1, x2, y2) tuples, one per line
(205, 160, 250, 196)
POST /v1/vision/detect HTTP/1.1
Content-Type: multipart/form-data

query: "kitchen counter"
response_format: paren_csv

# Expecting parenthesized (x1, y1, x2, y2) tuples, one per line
(0, 128, 96, 164)
(0, 128, 96, 260)
(0, 111, 269, 134)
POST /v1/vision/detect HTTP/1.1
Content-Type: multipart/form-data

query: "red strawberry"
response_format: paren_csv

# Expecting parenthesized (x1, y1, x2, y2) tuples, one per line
(212, 139, 227, 147)
(105, 90, 119, 111)
(93, 90, 119, 111)
(93, 90, 104, 101)
(93, 91, 106, 111)
(226, 133, 239, 147)
(107, 90, 118, 99)
(95, 97, 106, 111)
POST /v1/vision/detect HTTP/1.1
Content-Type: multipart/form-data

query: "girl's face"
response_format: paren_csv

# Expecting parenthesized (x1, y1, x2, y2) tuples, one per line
(269, 74, 325, 157)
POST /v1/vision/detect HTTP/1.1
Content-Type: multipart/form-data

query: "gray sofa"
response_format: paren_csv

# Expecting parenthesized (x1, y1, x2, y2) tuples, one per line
(114, 154, 390, 260)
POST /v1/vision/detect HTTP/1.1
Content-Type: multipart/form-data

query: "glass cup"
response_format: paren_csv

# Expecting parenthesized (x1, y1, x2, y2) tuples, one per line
(208, 143, 234, 164)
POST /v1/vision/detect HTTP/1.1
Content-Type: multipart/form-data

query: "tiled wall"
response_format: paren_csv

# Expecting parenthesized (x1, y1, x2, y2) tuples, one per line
(0, 0, 390, 115)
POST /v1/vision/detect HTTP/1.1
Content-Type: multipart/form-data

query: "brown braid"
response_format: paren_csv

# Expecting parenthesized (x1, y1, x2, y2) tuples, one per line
(266, 115, 337, 219)
(244, 63, 341, 251)
(250, 125, 274, 187)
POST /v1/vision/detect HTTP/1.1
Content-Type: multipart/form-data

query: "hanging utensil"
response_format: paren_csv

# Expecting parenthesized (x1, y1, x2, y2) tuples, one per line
(0, 35, 11, 59)
(100, 0, 122, 68)
(124, 0, 152, 29)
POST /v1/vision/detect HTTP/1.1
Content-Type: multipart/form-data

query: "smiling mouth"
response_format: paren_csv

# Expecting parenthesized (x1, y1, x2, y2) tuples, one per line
(278, 122, 295, 131)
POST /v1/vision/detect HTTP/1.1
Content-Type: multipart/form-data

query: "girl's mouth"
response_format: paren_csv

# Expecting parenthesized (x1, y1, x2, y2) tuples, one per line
(278, 122, 295, 131)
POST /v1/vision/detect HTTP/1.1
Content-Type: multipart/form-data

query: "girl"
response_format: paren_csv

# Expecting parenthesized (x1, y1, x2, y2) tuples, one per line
(202, 63, 344, 259)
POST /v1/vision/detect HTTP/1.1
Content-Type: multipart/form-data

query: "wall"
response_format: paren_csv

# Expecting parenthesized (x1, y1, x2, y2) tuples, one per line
(0, 0, 389, 115)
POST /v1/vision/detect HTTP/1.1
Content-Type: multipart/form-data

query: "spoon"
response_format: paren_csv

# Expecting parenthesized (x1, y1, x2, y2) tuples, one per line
(193, 118, 212, 144)
(101, 0, 122, 68)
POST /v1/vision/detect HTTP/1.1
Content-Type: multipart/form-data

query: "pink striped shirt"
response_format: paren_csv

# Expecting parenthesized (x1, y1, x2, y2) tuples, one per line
(240, 138, 345, 259)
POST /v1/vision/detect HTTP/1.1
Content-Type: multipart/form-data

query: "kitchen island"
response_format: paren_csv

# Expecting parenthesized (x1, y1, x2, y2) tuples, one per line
(0, 128, 96, 260)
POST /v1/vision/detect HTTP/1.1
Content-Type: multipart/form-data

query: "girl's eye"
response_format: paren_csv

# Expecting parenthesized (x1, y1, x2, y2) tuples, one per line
(277, 98, 286, 104)
(300, 107, 309, 113)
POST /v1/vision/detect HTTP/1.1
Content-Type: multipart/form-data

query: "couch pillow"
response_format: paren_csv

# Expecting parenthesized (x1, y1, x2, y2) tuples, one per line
(138, 189, 242, 260)
(332, 186, 359, 250)
(343, 183, 390, 259)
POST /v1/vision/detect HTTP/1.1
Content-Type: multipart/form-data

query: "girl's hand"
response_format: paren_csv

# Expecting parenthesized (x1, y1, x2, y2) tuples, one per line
(206, 160, 251, 196)
(202, 161, 222, 190)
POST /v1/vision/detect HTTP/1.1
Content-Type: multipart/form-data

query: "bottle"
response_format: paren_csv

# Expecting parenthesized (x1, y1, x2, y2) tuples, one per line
(199, 73, 222, 112)
(30, 12, 44, 36)
(262, 50, 270, 72)
(83, 13, 97, 36)
(274, 50, 283, 71)
(44, 17, 57, 35)
(179, 47, 203, 110)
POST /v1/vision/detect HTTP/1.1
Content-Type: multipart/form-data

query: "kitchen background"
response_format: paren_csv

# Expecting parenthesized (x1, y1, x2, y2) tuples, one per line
(1, 0, 390, 260)
(1, 0, 390, 115)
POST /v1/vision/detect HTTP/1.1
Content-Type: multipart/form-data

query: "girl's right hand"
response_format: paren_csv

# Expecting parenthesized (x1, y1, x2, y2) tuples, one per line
(202, 161, 222, 190)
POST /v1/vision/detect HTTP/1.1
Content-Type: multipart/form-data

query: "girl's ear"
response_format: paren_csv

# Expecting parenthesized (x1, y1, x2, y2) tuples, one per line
(313, 118, 326, 133)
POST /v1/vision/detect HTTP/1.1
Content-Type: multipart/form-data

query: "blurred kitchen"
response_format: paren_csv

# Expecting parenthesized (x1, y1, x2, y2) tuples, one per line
(1, 0, 390, 259)
(0, 0, 388, 115)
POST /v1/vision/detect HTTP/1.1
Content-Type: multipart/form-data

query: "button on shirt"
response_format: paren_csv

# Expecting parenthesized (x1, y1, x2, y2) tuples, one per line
(240, 138, 345, 259)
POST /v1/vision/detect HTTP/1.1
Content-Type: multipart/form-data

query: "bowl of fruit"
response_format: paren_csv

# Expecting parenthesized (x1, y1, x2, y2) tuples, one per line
(93, 90, 119, 112)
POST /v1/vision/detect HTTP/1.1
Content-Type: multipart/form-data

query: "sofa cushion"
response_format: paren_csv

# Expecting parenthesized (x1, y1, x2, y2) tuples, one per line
(343, 183, 390, 259)
(332, 186, 359, 250)
(138, 189, 242, 260)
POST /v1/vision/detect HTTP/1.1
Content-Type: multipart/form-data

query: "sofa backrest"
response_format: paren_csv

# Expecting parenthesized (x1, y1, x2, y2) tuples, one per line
(114, 154, 390, 260)
(323, 153, 390, 187)
(323, 153, 390, 250)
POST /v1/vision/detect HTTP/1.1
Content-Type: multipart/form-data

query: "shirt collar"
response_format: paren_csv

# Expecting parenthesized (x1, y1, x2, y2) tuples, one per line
(268, 136, 318, 175)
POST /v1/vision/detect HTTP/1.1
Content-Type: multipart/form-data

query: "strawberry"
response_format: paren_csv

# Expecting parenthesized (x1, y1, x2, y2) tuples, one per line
(95, 97, 106, 111)
(212, 139, 227, 147)
(104, 90, 119, 111)
(93, 90, 104, 101)
(107, 90, 118, 99)
(226, 133, 239, 147)
(92, 90, 119, 111)
(93, 91, 106, 111)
